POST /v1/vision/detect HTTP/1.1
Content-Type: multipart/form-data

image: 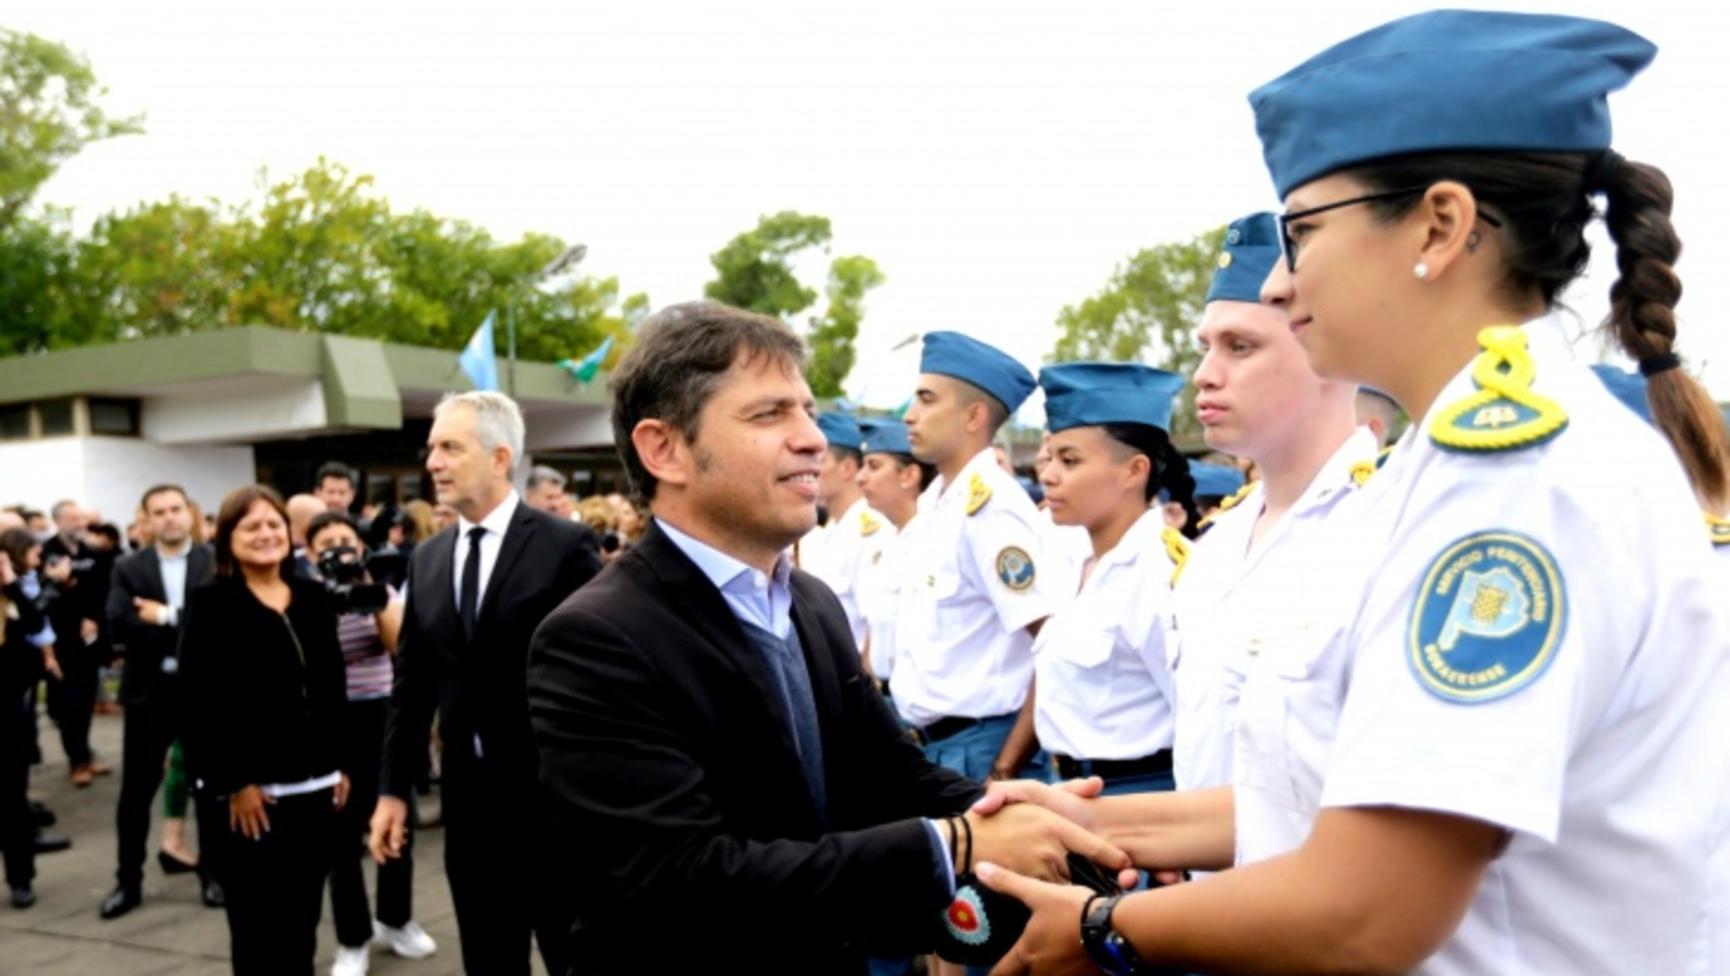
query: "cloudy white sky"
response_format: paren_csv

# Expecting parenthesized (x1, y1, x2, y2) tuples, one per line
(13, 0, 1730, 412)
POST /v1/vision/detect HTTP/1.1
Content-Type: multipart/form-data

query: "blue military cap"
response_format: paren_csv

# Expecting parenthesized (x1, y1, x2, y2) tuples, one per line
(857, 417, 913, 456)
(1191, 461, 1246, 499)
(1039, 362, 1184, 434)
(816, 412, 864, 451)
(920, 331, 1037, 414)
(1250, 11, 1656, 197)
(1590, 364, 1653, 425)
(1207, 212, 1280, 305)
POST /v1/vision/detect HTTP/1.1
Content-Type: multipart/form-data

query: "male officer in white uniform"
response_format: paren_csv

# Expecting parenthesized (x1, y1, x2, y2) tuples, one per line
(1167, 212, 1379, 795)
(896, 332, 1059, 786)
(799, 411, 888, 649)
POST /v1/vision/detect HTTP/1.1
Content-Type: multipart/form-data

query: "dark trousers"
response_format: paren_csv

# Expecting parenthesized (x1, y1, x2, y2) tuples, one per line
(442, 773, 574, 976)
(1, 695, 35, 889)
(115, 691, 223, 888)
(218, 789, 337, 976)
(48, 643, 102, 768)
(329, 698, 413, 947)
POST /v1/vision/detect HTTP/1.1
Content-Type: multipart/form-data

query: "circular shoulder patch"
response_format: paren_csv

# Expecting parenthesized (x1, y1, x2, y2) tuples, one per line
(945, 886, 990, 946)
(995, 546, 1036, 591)
(1407, 530, 1566, 704)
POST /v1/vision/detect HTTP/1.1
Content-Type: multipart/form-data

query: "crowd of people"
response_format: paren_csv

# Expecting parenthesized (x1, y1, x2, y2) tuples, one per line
(2, 9, 1730, 976)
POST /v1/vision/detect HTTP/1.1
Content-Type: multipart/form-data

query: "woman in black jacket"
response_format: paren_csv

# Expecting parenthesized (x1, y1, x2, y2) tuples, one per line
(180, 486, 348, 975)
(1, 529, 58, 909)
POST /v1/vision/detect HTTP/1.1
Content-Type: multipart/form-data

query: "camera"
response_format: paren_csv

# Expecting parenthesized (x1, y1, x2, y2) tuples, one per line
(315, 544, 391, 614)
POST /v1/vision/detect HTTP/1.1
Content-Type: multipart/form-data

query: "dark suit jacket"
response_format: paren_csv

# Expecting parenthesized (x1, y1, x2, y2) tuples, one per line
(105, 544, 214, 705)
(526, 520, 982, 975)
(381, 499, 600, 804)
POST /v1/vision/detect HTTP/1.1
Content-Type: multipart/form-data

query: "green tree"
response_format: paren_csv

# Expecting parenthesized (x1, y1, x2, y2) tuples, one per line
(704, 211, 885, 398)
(704, 211, 832, 317)
(1050, 226, 1225, 441)
(0, 29, 142, 229)
(805, 255, 885, 398)
(0, 209, 87, 355)
(30, 158, 648, 363)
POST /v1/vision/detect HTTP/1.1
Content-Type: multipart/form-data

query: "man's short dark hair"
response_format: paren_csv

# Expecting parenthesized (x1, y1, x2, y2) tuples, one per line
(609, 302, 806, 503)
(316, 461, 359, 491)
(140, 484, 188, 511)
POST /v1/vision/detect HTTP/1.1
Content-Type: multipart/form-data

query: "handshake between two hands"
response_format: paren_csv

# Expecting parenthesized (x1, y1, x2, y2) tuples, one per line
(960, 776, 1141, 891)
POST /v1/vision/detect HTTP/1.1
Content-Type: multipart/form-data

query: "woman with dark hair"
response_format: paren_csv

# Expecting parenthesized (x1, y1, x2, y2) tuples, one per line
(1026, 364, 1194, 801)
(1, 529, 62, 909)
(179, 486, 348, 975)
(973, 11, 1730, 976)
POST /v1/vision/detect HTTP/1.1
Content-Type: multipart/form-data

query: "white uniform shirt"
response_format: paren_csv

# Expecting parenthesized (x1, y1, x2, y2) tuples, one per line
(1168, 427, 1378, 792)
(1037, 507, 1093, 604)
(1032, 510, 1182, 760)
(892, 447, 1058, 727)
(1230, 314, 1730, 975)
(855, 514, 908, 684)
(798, 496, 889, 651)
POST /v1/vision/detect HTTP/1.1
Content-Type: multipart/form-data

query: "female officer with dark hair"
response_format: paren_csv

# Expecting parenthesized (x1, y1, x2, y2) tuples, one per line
(1028, 364, 1195, 799)
(972, 11, 1730, 975)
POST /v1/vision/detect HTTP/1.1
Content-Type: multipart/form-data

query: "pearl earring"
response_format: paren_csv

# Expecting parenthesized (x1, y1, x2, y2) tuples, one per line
(1413, 262, 1430, 280)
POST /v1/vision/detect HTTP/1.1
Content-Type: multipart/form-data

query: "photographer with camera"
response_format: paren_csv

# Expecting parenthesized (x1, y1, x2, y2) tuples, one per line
(304, 511, 435, 974)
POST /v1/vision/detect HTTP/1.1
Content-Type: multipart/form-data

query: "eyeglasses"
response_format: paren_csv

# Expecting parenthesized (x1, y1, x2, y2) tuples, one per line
(1276, 186, 1503, 271)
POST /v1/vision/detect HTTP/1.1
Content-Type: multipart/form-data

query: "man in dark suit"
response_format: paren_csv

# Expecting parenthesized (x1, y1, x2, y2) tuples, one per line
(526, 303, 1130, 975)
(370, 390, 601, 976)
(99, 484, 222, 919)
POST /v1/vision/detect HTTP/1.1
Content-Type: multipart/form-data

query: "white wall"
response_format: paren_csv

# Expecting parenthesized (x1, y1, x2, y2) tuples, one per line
(143, 380, 327, 445)
(0, 436, 255, 526)
(0, 439, 88, 516)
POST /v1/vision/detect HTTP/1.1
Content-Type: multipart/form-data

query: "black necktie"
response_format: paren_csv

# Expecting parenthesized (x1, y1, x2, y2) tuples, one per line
(459, 526, 485, 641)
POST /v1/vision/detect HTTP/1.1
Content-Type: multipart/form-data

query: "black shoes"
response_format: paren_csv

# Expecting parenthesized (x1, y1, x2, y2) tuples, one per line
(99, 884, 142, 920)
(32, 833, 71, 855)
(29, 801, 55, 828)
(157, 850, 198, 876)
(10, 886, 34, 909)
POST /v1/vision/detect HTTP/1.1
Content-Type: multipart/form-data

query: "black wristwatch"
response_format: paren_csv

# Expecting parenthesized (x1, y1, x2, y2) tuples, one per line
(1081, 894, 1148, 975)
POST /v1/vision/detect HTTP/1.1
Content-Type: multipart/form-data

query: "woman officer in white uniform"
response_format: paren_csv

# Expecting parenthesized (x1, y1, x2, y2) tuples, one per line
(970, 11, 1730, 976)
(1029, 364, 1196, 798)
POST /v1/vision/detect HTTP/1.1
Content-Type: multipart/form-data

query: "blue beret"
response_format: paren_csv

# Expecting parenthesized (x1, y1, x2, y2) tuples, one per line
(1191, 461, 1246, 499)
(1039, 362, 1184, 434)
(1250, 11, 1656, 197)
(858, 417, 912, 456)
(816, 412, 864, 451)
(920, 331, 1037, 414)
(1589, 364, 1653, 425)
(1207, 212, 1280, 305)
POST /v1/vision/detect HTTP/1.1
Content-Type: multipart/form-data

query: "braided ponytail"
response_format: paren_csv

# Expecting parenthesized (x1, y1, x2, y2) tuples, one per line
(1600, 156, 1730, 511)
(1158, 441, 1201, 540)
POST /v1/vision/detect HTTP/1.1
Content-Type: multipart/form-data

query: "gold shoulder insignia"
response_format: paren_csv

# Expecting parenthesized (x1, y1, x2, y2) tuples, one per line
(1196, 481, 1255, 530)
(859, 512, 882, 537)
(965, 473, 992, 516)
(1707, 511, 1730, 547)
(1429, 326, 1569, 453)
(1349, 460, 1376, 488)
(1162, 526, 1191, 586)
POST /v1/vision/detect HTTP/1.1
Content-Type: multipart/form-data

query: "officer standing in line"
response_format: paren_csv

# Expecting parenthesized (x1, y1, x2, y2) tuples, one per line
(896, 332, 1058, 787)
(1029, 363, 1196, 798)
(853, 419, 935, 692)
(1165, 211, 1378, 798)
(798, 412, 890, 651)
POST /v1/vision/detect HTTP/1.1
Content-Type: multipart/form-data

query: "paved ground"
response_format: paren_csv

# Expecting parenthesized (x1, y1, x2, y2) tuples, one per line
(1, 710, 547, 975)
